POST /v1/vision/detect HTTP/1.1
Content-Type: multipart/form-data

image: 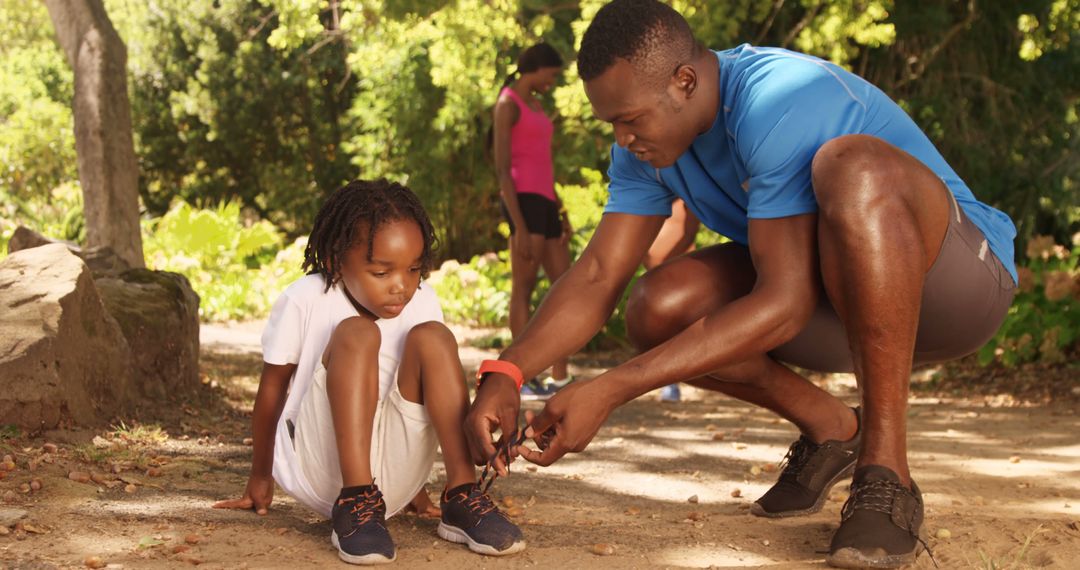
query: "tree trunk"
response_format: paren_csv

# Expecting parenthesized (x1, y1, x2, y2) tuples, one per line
(43, 0, 144, 268)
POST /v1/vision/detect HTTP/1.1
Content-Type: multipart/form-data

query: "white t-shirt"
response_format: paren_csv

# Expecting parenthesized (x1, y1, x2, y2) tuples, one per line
(261, 274, 444, 506)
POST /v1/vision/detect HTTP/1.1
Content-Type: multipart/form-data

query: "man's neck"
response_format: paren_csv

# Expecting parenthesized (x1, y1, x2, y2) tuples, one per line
(695, 49, 721, 136)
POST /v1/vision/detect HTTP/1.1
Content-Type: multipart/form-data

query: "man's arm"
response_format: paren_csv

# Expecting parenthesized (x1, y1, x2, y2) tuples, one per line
(464, 212, 664, 468)
(521, 214, 820, 465)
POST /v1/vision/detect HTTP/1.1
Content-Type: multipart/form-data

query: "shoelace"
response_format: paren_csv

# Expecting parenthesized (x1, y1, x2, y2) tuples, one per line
(454, 486, 499, 518)
(840, 479, 938, 568)
(777, 437, 818, 479)
(338, 488, 385, 527)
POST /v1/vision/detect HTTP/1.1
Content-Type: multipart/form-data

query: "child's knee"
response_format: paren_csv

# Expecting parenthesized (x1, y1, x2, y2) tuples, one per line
(330, 316, 382, 355)
(405, 321, 456, 353)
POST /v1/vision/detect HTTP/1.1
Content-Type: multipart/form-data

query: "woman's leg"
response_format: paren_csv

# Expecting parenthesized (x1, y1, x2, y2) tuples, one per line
(540, 236, 572, 380)
(508, 231, 546, 339)
(396, 321, 475, 490)
(324, 317, 382, 487)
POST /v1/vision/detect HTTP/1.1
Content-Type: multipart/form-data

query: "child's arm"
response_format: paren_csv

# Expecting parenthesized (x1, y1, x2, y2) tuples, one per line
(213, 362, 296, 515)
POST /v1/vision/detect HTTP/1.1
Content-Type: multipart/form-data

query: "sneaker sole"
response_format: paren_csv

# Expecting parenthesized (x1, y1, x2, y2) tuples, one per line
(519, 393, 552, 402)
(825, 530, 926, 570)
(331, 531, 396, 565)
(749, 460, 857, 519)
(437, 522, 526, 556)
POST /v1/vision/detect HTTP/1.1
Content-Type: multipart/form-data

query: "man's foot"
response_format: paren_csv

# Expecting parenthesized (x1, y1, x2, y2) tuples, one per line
(519, 378, 556, 401)
(330, 485, 396, 565)
(826, 465, 928, 569)
(438, 483, 526, 556)
(751, 407, 861, 518)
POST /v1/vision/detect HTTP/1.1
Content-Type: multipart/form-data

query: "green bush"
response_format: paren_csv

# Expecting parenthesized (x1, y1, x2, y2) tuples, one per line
(980, 234, 1080, 366)
(143, 200, 306, 321)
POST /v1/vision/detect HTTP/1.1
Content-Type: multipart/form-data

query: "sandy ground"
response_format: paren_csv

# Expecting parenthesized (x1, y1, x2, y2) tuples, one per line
(1, 322, 1078, 569)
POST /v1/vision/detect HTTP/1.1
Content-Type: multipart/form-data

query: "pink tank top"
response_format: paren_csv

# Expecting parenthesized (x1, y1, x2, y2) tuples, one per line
(500, 87, 556, 201)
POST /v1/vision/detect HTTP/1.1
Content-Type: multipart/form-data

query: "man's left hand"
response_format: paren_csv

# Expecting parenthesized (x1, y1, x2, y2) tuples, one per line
(517, 378, 613, 467)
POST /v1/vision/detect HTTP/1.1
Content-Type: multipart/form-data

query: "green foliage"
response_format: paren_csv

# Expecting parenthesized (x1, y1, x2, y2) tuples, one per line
(143, 200, 306, 321)
(0, 1, 77, 199)
(980, 234, 1080, 366)
(0, 182, 85, 257)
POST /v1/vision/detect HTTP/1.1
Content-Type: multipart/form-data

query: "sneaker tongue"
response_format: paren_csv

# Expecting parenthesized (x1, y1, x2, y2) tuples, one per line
(852, 464, 901, 484)
(445, 482, 476, 500)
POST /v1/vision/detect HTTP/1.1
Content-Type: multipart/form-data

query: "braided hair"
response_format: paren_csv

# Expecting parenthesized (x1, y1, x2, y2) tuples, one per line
(303, 179, 438, 291)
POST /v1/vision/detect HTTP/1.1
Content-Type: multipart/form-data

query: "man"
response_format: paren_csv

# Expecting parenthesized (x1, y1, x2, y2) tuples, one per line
(465, 1, 1016, 567)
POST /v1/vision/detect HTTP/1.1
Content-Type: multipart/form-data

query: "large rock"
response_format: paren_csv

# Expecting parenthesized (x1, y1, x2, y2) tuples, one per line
(95, 269, 200, 399)
(0, 244, 133, 428)
(8, 225, 130, 276)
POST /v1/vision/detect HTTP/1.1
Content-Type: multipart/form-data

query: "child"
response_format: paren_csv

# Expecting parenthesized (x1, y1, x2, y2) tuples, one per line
(215, 180, 525, 564)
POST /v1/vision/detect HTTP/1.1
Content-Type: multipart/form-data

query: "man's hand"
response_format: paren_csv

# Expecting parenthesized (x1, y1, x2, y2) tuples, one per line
(464, 374, 522, 476)
(213, 474, 275, 515)
(517, 378, 614, 467)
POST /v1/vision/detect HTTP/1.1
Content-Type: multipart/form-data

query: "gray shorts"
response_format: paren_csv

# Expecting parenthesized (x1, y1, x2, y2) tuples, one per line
(771, 192, 1016, 373)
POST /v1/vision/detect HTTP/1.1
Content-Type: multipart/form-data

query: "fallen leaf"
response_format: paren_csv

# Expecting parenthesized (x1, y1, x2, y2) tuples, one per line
(1009, 456, 1021, 464)
(184, 533, 201, 545)
(125, 484, 137, 494)
(711, 433, 726, 441)
(29, 479, 41, 492)
(146, 467, 163, 478)
(21, 523, 47, 534)
(275, 527, 288, 535)
(172, 545, 191, 554)
(68, 471, 91, 484)
(242, 438, 253, 446)
(624, 507, 641, 516)
(936, 528, 951, 539)
(505, 507, 524, 517)
(686, 511, 705, 521)
(502, 496, 515, 508)
(42, 443, 58, 454)
(590, 543, 616, 556)
(138, 535, 165, 549)
(749, 466, 762, 476)
(730, 489, 742, 498)
(762, 464, 778, 473)
(84, 556, 106, 569)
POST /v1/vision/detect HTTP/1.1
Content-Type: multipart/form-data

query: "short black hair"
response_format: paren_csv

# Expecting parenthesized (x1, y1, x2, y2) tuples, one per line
(303, 179, 437, 291)
(578, 0, 697, 83)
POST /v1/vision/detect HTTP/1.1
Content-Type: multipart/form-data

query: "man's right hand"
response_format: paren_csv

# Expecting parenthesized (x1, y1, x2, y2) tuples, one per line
(213, 473, 275, 515)
(464, 373, 522, 476)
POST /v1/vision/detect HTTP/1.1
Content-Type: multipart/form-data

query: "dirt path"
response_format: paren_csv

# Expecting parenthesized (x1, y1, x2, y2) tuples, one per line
(1, 323, 1078, 569)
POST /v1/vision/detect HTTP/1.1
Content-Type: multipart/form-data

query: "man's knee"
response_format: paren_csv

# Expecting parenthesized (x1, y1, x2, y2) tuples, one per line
(811, 134, 905, 220)
(626, 269, 700, 352)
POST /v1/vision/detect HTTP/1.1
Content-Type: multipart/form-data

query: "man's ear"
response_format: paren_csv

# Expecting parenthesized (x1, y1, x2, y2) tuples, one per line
(672, 64, 698, 100)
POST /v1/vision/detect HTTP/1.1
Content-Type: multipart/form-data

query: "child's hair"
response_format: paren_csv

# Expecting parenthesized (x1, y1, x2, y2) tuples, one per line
(303, 179, 438, 291)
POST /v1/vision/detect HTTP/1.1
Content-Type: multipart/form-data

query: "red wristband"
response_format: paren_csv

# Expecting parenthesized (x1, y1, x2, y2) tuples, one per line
(476, 359, 525, 391)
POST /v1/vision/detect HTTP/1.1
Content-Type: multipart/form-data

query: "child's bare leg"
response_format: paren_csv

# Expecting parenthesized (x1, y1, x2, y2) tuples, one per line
(397, 321, 475, 490)
(325, 317, 382, 487)
(405, 487, 441, 518)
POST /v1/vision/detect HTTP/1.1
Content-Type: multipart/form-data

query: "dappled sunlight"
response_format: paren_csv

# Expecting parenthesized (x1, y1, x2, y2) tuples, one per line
(651, 544, 790, 567)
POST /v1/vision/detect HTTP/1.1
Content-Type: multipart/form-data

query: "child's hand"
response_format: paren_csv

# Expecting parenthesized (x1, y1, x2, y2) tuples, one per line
(213, 474, 275, 515)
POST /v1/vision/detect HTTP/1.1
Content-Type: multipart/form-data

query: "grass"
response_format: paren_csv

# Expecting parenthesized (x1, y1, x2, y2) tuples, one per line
(977, 524, 1046, 569)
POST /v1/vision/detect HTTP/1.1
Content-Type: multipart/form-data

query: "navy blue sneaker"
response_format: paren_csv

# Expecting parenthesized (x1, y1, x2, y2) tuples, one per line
(438, 483, 525, 556)
(660, 383, 681, 402)
(330, 485, 396, 565)
(519, 378, 556, 401)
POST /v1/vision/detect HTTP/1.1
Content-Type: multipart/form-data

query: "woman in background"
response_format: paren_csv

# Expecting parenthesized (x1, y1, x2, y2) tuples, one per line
(492, 43, 572, 400)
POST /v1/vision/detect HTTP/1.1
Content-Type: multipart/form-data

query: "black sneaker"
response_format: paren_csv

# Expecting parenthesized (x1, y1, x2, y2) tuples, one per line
(438, 483, 526, 556)
(330, 485, 396, 565)
(827, 465, 929, 569)
(751, 407, 861, 518)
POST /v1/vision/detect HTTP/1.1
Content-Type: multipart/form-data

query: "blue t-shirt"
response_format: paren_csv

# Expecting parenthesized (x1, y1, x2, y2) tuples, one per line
(605, 44, 1018, 283)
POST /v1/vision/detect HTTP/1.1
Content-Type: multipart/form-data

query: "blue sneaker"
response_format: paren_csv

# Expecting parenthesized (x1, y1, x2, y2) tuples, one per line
(330, 485, 396, 565)
(438, 483, 526, 556)
(660, 383, 681, 402)
(519, 378, 556, 401)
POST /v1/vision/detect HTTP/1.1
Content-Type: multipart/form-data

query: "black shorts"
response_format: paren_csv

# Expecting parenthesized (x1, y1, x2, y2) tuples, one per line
(771, 191, 1016, 372)
(501, 193, 561, 239)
